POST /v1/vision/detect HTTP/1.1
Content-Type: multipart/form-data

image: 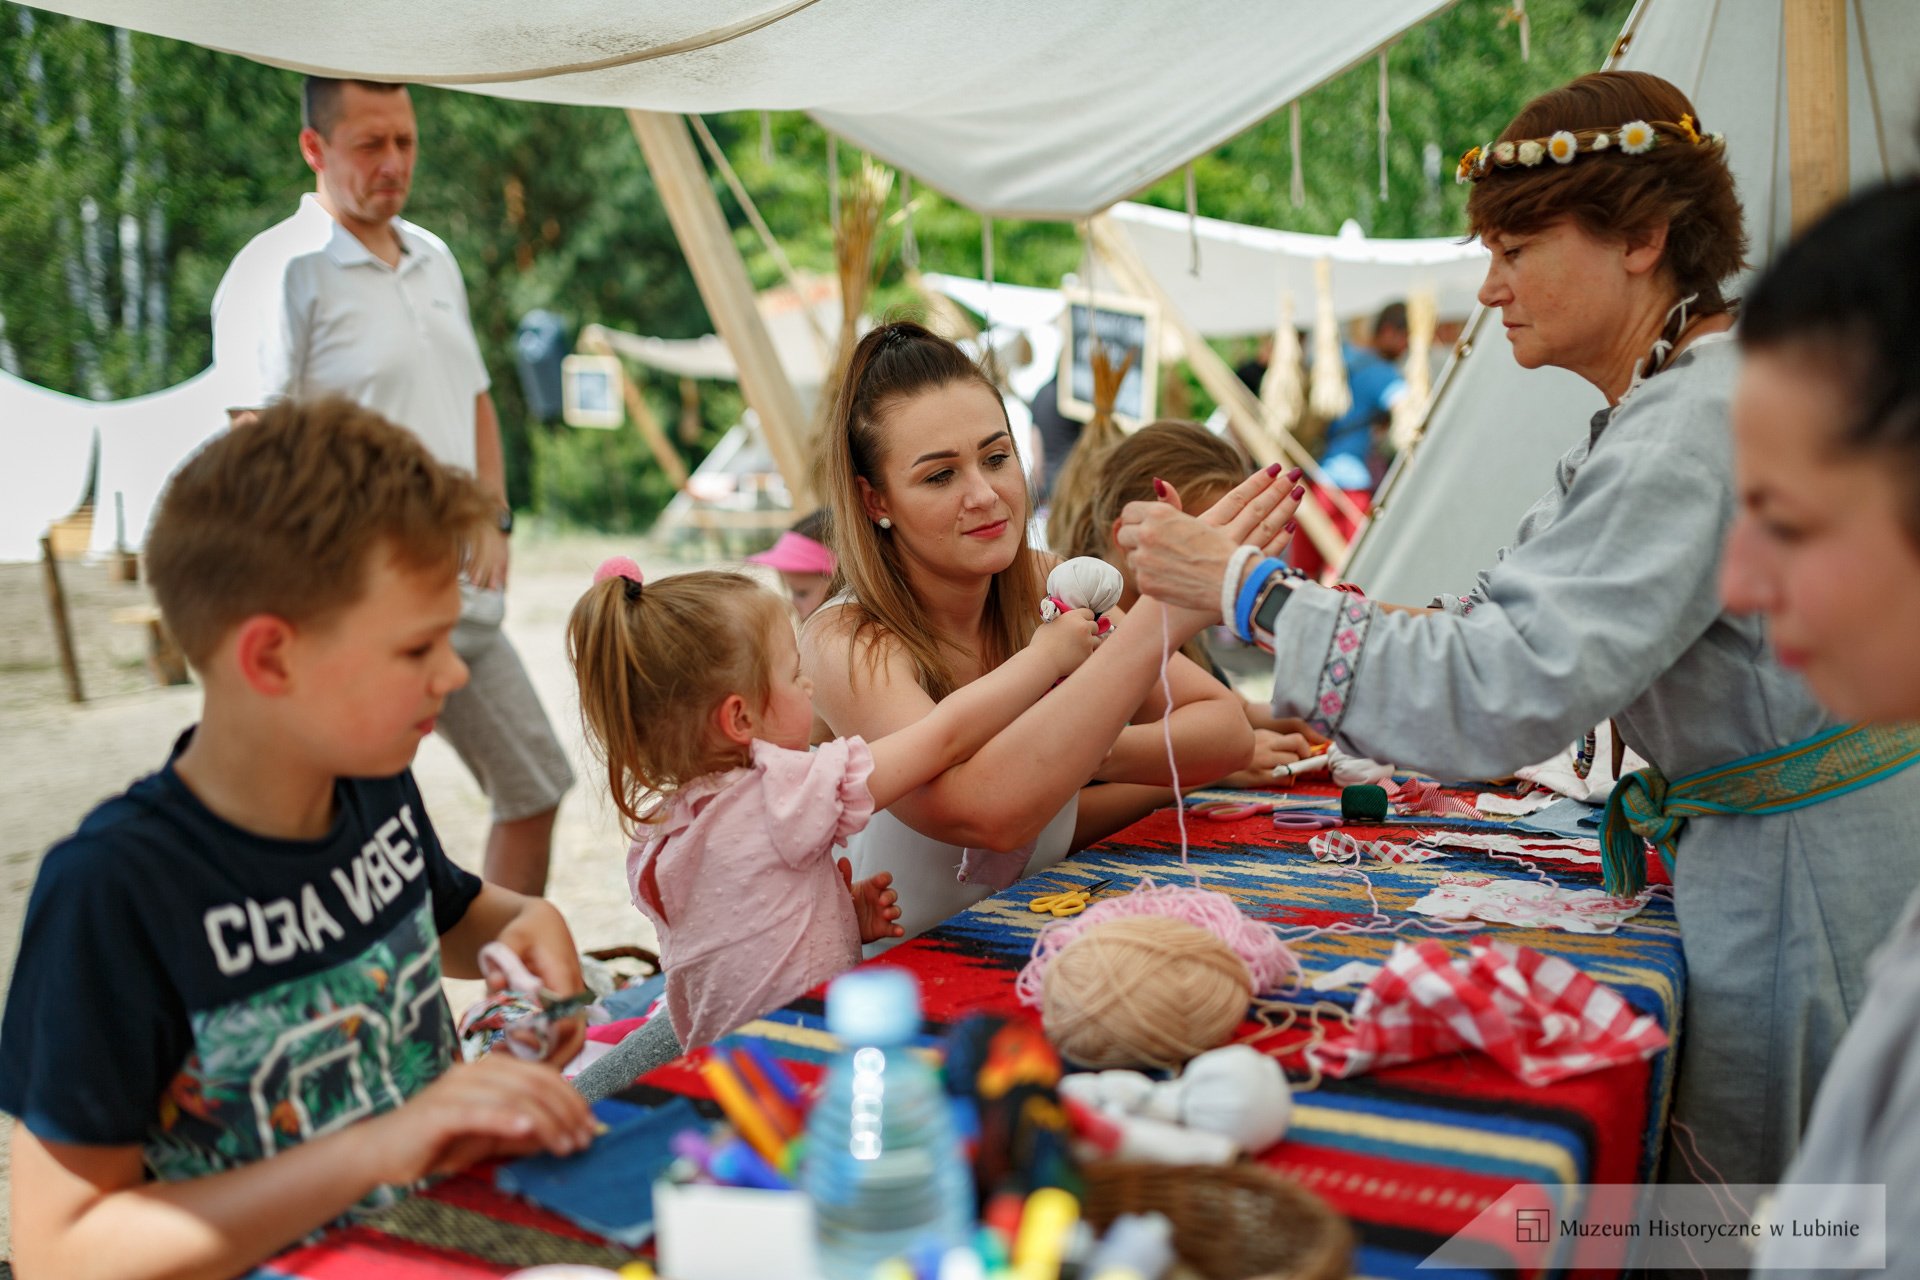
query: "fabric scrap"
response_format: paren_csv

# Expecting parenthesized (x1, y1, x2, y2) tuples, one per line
(1411, 875, 1651, 934)
(1308, 938, 1668, 1086)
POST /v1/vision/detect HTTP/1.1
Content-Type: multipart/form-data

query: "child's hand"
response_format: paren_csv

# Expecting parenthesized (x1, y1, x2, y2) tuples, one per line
(366, 1054, 598, 1185)
(1033, 606, 1100, 678)
(840, 858, 904, 943)
(1219, 728, 1320, 789)
(491, 900, 588, 1065)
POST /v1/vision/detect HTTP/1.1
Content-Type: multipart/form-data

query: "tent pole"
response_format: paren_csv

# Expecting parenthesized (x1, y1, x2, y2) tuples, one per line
(626, 110, 815, 510)
(40, 535, 84, 704)
(1088, 215, 1351, 566)
(1783, 0, 1849, 233)
(578, 324, 692, 491)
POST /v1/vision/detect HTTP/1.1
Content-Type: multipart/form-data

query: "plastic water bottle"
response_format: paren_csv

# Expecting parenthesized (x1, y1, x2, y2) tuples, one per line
(802, 969, 972, 1279)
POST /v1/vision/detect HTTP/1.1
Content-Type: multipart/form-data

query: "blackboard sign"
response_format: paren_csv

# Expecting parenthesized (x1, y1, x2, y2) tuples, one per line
(1057, 291, 1158, 428)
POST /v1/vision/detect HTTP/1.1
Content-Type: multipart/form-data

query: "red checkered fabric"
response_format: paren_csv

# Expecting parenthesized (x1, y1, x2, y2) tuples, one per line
(1308, 937, 1669, 1086)
(1390, 777, 1483, 819)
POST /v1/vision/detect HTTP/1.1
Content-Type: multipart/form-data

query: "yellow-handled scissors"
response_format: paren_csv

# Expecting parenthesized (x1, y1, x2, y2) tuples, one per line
(1028, 879, 1115, 917)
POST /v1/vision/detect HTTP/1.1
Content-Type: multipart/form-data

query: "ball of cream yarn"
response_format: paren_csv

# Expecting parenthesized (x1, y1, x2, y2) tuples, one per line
(1040, 916, 1253, 1070)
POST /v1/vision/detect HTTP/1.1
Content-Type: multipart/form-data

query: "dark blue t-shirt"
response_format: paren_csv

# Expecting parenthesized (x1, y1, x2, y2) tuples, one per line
(0, 733, 482, 1198)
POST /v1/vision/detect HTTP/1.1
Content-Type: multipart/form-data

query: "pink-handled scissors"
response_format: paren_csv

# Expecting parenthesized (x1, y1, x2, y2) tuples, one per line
(1191, 797, 1336, 822)
(1271, 812, 1341, 832)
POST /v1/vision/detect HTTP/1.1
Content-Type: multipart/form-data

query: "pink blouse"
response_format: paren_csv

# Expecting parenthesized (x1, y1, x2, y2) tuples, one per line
(627, 737, 875, 1048)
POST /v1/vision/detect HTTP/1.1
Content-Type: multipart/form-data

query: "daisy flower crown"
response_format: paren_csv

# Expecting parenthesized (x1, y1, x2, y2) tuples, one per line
(1456, 114, 1724, 184)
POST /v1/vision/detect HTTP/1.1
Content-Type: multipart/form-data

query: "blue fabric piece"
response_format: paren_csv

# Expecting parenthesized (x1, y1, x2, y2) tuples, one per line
(599, 971, 668, 1021)
(494, 1095, 701, 1246)
(1508, 795, 1603, 840)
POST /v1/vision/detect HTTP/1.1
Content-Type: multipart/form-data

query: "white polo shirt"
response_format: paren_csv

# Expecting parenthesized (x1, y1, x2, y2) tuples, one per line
(211, 193, 490, 473)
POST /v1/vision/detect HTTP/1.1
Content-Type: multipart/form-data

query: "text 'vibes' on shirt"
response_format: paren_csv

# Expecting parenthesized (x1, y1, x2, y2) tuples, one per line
(0, 732, 481, 1211)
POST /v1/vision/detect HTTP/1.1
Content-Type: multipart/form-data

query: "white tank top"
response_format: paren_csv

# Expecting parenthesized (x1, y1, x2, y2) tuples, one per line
(810, 595, 1081, 951)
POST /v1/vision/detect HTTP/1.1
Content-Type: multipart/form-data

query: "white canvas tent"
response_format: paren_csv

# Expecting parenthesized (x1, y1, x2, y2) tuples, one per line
(0, 369, 225, 562)
(594, 277, 840, 392)
(30, 0, 1450, 220)
(1107, 201, 1489, 335)
(1342, 0, 1920, 602)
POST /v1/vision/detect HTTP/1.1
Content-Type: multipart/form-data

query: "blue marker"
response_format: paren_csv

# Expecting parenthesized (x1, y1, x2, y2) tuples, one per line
(709, 1136, 794, 1191)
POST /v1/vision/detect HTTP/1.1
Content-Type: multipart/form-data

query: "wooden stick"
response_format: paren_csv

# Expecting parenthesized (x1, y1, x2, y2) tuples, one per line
(40, 535, 84, 704)
(1784, 0, 1849, 234)
(578, 325, 691, 490)
(627, 109, 815, 511)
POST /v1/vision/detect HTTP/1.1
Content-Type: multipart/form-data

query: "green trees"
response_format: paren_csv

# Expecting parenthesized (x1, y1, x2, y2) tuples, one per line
(0, 0, 1628, 530)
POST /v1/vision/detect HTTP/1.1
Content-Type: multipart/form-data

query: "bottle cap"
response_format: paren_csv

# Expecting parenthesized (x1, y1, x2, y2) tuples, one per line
(825, 968, 922, 1046)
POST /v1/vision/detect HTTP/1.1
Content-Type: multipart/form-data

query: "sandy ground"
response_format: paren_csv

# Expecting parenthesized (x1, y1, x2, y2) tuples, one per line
(0, 528, 739, 1257)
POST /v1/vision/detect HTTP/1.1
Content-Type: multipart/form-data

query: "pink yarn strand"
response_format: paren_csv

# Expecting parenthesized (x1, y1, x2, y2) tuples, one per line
(1016, 878, 1301, 1007)
(1158, 606, 1193, 880)
(1276, 832, 1476, 943)
(1670, 1119, 1752, 1224)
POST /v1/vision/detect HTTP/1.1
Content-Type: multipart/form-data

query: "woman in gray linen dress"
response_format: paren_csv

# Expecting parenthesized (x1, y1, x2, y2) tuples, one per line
(1118, 71, 1920, 1188)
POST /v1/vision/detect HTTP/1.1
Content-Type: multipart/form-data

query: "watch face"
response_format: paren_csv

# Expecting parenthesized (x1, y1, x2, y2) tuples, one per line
(497, 508, 514, 534)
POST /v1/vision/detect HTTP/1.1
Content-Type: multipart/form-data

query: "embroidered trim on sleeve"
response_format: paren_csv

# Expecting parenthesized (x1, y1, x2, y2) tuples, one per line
(1308, 596, 1377, 739)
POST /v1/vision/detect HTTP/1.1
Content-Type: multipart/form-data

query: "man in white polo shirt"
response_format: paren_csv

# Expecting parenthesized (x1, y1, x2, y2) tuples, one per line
(211, 76, 571, 895)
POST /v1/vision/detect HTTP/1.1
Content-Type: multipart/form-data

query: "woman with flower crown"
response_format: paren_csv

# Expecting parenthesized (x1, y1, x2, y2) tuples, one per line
(1115, 69, 1920, 1187)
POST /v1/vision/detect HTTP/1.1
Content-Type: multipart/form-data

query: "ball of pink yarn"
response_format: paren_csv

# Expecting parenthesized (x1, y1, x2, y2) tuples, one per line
(1015, 878, 1300, 1009)
(593, 556, 644, 586)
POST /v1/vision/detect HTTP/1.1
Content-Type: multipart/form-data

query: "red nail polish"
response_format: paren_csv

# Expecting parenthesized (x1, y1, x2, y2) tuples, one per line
(1152, 477, 1170, 499)
(1284, 518, 1298, 533)
(1266, 462, 1283, 478)
(1290, 485, 1307, 501)
(1286, 467, 1304, 483)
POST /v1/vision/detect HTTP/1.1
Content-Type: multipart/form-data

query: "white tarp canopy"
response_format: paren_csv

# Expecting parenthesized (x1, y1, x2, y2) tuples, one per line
(1342, 0, 1920, 603)
(920, 274, 1066, 404)
(28, 0, 1448, 219)
(595, 277, 840, 387)
(0, 368, 225, 562)
(1108, 201, 1490, 335)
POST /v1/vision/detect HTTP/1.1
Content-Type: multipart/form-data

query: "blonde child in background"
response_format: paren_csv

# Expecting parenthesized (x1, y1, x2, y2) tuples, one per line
(567, 561, 1099, 1053)
(1058, 419, 1326, 787)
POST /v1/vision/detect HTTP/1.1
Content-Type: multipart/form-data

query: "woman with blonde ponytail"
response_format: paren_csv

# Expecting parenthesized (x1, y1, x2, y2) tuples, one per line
(804, 320, 1295, 944)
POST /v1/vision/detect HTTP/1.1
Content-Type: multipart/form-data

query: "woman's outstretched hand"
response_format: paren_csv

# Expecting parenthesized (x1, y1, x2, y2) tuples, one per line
(1116, 464, 1305, 618)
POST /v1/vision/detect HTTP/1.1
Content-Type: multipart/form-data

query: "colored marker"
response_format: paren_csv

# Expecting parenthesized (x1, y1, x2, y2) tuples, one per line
(1013, 1187, 1080, 1280)
(1272, 753, 1333, 780)
(697, 1055, 788, 1168)
(738, 1041, 806, 1111)
(669, 1128, 715, 1177)
(709, 1136, 794, 1191)
(726, 1046, 802, 1140)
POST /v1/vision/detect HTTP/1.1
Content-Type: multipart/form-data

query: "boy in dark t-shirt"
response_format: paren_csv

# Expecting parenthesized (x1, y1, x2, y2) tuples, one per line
(1, 399, 596, 1280)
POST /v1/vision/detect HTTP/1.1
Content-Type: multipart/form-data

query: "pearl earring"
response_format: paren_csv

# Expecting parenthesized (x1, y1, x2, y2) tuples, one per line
(878, 517, 892, 530)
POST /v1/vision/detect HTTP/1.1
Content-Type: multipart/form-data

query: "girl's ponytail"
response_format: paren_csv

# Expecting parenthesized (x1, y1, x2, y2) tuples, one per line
(566, 567, 790, 834)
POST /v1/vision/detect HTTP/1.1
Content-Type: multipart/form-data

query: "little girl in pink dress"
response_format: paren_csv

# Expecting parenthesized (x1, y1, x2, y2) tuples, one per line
(567, 559, 1097, 1050)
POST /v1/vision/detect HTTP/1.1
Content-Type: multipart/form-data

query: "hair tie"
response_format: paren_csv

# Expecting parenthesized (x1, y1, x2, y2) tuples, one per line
(594, 556, 645, 602)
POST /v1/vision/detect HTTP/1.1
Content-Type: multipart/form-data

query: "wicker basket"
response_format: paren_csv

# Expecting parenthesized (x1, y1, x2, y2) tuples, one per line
(1081, 1161, 1353, 1280)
